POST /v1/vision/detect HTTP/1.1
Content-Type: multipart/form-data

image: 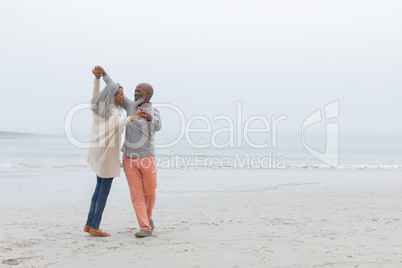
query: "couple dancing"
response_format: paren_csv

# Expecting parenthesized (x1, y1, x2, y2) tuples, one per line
(84, 66, 161, 237)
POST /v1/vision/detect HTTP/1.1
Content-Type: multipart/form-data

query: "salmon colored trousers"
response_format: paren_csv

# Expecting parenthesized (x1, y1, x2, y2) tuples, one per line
(123, 154, 157, 232)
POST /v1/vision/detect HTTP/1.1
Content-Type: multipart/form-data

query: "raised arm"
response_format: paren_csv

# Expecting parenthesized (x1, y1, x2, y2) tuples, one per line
(95, 65, 133, 111)
(92, 68, 101, 97)
(95, 66, 114, 85)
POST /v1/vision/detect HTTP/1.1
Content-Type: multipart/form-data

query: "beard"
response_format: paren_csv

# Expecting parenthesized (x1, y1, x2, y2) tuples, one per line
(133, 96, 146, 107)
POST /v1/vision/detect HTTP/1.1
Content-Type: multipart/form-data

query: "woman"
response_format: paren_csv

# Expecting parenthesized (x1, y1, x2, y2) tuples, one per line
(84, 68, 138, 237)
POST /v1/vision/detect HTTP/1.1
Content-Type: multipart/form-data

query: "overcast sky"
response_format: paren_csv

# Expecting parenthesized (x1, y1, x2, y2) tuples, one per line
(1, 0, 401, 139)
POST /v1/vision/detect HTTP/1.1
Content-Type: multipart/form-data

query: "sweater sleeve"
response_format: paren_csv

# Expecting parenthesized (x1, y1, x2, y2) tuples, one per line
(103, 74, 131, 112)
(108, 110, 132, 130)
(92, 78, 100, 97)
(118, 116, 132, 129)
(121, 96, 135, 112)
(103, 75, 114, 85)
(151, 108, 162, 131)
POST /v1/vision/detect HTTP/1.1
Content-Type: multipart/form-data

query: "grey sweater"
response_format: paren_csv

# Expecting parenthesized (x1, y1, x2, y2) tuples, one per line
(103, 75, 162, 158)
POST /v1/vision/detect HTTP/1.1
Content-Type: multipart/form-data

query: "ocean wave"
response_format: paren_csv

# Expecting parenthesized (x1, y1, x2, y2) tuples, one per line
(0, 163, 90, 169)
(156, 164, 402, 170)
(0, 131, 60, 139)
(285, 164, 402, 170)
(1, 162, 402, 170)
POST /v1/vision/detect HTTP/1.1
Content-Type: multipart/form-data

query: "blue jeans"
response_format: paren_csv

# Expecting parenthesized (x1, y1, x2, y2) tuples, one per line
(86, 175, 113, 230)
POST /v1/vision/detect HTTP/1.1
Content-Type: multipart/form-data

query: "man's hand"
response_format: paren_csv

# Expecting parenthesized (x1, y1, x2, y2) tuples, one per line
(137, 107, 153, 121)
(92, 68, 101, 79)
(95, 66, 107, 77)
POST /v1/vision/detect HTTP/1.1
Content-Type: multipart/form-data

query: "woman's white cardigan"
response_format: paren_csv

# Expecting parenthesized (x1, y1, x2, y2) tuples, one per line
(87, 78, 132, 178)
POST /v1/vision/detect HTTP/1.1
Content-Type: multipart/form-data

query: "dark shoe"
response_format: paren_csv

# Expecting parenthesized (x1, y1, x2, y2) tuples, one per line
(135, 229, 152, 237)
(149, 219, 155, 232)
(89, 228, 110, 237)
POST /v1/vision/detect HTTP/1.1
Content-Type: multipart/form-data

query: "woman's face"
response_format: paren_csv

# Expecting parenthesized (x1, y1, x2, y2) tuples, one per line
(114, 88, 124, 106)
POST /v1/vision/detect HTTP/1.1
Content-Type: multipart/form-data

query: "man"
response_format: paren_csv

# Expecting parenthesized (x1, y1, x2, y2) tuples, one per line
(95, 66, 162, 237)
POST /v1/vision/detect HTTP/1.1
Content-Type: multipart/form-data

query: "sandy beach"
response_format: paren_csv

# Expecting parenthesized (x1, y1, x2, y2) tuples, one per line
(1, 168, 402, 267)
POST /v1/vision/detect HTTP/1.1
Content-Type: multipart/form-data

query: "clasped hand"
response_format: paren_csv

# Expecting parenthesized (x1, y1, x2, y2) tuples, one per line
(135, 107, 152, 121)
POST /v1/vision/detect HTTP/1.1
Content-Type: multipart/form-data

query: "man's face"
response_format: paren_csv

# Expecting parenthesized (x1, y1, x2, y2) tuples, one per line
(134, 84, 147, 101)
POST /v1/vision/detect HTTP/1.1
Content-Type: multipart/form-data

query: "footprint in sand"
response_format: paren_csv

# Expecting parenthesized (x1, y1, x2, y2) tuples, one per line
(2, 257, 28, 265)
(15, 240, 37, 248)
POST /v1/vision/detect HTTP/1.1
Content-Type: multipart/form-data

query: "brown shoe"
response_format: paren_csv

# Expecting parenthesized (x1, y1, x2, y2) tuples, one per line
(89, 228, 110, 237)
(84, 225, 91, 233)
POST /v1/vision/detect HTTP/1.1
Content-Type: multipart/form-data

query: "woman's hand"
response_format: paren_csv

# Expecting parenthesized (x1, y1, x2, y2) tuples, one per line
(130, 110, 142, 122)
(95, 66, 107, 77)
(130, 114, 140, 122)
(92, 68, 101, 79)
(129, 108, 152, 122)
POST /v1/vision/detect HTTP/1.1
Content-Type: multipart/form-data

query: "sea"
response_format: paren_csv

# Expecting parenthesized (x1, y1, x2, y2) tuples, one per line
(0, 131, 401, 171)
